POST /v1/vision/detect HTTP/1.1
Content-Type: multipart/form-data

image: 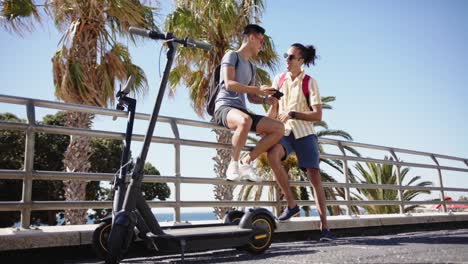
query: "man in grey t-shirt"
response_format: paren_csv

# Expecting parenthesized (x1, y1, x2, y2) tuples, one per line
(214, 24, 284, 182)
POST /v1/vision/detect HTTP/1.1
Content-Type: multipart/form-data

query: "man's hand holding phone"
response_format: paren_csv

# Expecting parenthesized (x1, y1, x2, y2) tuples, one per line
(272, 89, 284, 99)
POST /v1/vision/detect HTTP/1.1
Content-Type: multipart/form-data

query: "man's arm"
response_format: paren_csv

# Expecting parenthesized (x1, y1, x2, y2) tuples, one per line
(247, 93, 263, 104)
(278, 104, 322, 123)
(293, 104, 322, 122)
(223, 65, 275, 97)
(266, 101, 279, 119)
(247, 85, 279, 104)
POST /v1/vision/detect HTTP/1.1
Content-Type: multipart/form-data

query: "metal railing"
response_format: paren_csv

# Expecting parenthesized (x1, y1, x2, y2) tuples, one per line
(1, 94, 468, 228)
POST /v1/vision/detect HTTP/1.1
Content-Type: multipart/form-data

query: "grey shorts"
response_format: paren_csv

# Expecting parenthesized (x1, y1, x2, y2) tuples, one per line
(214, 105, 264, 132)
(279, 133, 320, 170)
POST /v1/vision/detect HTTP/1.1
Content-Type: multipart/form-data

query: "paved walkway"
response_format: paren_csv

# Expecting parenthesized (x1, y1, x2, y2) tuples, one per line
(38, 228, 467, 263)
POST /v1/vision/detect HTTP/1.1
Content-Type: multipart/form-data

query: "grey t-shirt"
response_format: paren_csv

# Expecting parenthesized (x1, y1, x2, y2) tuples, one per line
(214, 51, 256, 111)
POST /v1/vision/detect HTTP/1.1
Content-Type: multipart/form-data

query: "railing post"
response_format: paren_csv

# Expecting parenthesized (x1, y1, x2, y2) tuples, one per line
(21, 100, 35, 228)
(170, 119, 181, 222)
(390, 150, 405, 214)
(431, 155, 447, 213)
(337, 143, 352, 216)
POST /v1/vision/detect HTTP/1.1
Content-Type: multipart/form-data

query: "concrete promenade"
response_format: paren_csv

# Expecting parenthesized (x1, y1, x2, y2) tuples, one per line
(1, 228, 467, 263)
(107, 228, 468, 264)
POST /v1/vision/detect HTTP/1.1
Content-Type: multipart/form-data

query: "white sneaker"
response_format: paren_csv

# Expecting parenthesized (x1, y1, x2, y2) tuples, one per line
(239, 163, 262, 182)
(226, 161, 241, 181)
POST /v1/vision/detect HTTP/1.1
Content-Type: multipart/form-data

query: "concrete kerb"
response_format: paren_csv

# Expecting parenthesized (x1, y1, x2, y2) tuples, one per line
(1, 212, 468, 251)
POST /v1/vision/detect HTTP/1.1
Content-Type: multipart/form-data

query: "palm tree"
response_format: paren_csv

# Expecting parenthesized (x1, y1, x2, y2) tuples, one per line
(353, 156, 433, 214)
(164, 0, 279, 219)
(1, 0, 156, 224)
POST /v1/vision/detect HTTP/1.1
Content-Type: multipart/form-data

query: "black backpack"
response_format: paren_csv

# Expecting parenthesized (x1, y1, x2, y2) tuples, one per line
(205, 52, 253, 116)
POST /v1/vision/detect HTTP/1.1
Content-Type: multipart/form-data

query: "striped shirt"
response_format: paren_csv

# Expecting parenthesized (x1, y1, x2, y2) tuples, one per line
(272, 70, 322, 139)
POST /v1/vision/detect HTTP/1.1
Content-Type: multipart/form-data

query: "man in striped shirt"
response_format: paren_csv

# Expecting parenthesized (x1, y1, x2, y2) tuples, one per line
(267, 43, 334, 241)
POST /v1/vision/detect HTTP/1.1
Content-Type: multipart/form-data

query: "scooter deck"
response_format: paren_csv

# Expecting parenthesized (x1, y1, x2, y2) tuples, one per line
(149, 225, 253, 240)
(145, 225, 254, 253)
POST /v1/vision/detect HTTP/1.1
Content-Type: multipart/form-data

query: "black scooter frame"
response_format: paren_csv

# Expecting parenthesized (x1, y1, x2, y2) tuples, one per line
(103, 28, 275, 264)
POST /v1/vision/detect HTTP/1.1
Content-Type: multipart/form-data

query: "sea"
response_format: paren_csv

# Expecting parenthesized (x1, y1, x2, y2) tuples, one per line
(96, 208, 319, 224)
(154, 208, 319, 222)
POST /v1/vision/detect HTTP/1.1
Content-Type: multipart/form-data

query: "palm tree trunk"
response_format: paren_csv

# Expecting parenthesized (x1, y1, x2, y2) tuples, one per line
(62, 112, 93, 224)
(212, 128, 234, 219)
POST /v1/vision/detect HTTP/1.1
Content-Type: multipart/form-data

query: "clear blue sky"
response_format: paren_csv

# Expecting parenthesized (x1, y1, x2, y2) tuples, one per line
(1, 1, 467, 208)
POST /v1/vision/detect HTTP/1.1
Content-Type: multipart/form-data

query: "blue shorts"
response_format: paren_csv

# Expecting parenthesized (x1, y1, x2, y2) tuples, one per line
(279, 134, 320, 170)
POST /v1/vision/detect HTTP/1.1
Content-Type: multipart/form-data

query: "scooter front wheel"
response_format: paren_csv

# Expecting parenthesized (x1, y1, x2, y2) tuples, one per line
(106, 221, 135, 264)
(92, 221, 112, 260)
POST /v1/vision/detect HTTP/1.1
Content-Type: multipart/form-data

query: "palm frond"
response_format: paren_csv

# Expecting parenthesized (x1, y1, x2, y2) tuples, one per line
(314, 121, 328, 129)
(321, 103, 333, 110)
(353, 157, 434, 214)
(343, 145, 360, 156)
(321, 96, 336, 103)
(317, 129, 353, 140)
(165, 0, 277, 116)
(0, 0, 41, 35)
(320, 158, 343, 174)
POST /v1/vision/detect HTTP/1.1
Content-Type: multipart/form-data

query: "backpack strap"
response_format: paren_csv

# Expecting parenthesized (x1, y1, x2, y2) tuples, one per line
(235, 52, 255, 84)
(277, 72, 288, 90)
(249, 61, 254, 84)
(234, 52, 240, 69)
(302, 74, 311, 109)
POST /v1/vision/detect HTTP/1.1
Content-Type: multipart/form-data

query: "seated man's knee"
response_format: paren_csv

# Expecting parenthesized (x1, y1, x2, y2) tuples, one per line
(239, 116, 252, 130)
(272, 121, 284, 137)
(263, 119, 284, 135)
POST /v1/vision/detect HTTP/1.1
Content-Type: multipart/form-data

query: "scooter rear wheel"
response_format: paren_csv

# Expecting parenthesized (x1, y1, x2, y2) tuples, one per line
(244, 214, 274, 254)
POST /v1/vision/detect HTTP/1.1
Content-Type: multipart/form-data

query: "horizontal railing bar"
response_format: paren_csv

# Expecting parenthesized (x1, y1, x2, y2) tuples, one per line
(2, 170, 468, 194)
(3, 123, 466, 173)
(321, 153, 468, 173)
(2, 199, 466, 211)
(2, 122, 467, 173)
(0, 170, 26, 180)
(0, 94, 232, 132)
(30, 124, 252, 151)
(2, 94, 467, 163)
(318, 182, 441, 191)
(319, 138, 467, 163)
(0, 120, 28, 131)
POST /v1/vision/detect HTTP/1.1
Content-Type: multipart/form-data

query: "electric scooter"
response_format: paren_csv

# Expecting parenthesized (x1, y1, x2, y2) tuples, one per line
(92, 26, 276, 264)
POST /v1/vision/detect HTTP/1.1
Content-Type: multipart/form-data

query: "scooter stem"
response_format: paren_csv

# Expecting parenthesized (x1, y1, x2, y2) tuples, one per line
(122, 35, 176, 212)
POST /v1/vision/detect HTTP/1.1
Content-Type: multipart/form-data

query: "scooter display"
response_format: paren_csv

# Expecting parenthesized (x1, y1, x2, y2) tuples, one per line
(92, 26, 276, 264)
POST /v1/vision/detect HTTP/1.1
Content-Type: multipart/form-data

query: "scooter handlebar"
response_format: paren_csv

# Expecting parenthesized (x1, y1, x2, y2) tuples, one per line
(186, 38, 212, 51)
(129, 26, 164, 40)
(129, 26, 212, 51)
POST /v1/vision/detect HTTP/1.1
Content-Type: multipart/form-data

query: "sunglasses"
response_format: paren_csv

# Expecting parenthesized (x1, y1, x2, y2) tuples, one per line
(284, 53, 302, 61)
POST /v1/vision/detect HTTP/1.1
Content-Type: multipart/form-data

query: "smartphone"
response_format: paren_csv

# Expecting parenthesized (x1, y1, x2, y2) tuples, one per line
(272, 89, 284, 99)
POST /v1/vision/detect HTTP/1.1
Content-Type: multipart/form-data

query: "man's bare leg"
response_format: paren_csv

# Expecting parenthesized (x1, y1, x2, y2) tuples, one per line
(242, 117, 284, 164)
(226, 109, 252, 161)
(307, 168, 329, 230)
(268, 144, 296, 208)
